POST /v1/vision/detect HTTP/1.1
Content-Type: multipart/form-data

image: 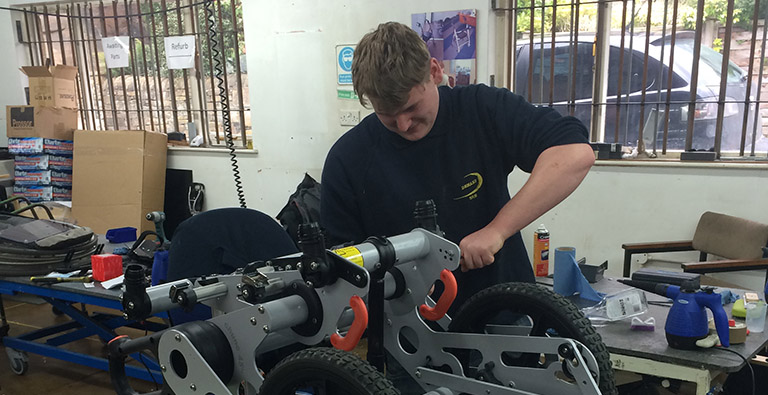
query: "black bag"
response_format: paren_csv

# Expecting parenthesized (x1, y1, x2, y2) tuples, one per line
(276, 173, 321, 247)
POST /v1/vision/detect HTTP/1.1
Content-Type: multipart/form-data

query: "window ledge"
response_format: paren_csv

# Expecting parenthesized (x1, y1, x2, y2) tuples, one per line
(593, 158, 768, 170)
(167, 145, 259, 155)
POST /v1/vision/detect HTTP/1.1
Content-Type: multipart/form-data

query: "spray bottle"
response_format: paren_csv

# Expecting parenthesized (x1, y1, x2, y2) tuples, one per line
(533, 224, 550, 277)
(619, 279, 730, 349)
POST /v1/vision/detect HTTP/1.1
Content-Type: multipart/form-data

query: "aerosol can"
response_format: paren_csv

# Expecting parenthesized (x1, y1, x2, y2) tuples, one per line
(619, 279, 730, 349)
(533, 224, 549, 277)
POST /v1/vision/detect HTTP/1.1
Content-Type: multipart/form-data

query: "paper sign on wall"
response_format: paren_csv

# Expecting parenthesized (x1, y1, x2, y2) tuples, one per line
(336, 45, 355, 85)
(102, 36, 130, 69)
(164, 36, 196, 69)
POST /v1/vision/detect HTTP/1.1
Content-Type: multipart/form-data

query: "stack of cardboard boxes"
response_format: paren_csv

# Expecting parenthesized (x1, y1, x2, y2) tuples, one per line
(6, 66, 78, 202)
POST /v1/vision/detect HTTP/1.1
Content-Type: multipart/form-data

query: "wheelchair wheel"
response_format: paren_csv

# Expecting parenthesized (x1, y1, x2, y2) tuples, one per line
(259, 347, 399, 395)
(449, 282, 617, 395)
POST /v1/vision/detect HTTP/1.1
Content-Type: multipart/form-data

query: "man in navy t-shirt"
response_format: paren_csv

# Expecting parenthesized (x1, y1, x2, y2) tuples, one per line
(321, 21, 594, 394)
(321, 21, 594, 310)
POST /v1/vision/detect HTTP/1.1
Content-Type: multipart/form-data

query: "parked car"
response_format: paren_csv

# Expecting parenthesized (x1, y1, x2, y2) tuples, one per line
(515, 33, 764, 152)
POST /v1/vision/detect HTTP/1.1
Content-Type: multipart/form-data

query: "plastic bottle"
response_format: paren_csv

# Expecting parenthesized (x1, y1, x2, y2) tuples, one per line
(533, 224, 549, 277)
(583, 288, 649, 322)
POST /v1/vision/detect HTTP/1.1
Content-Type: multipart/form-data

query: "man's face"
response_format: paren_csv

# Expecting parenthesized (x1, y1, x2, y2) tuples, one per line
(373, 59, 442, 142)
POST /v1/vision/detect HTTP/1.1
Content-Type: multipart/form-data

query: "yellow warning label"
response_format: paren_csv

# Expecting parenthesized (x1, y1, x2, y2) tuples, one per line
(333, 246, 364, 267)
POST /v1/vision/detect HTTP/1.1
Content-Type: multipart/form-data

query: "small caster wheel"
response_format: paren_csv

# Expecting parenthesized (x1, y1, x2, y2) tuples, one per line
(6, 348, 29, 375)
(10, 357, 29, 375)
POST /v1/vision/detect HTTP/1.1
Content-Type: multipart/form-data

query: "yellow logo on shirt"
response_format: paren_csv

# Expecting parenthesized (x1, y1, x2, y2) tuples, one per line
(454, 172, 483, 200)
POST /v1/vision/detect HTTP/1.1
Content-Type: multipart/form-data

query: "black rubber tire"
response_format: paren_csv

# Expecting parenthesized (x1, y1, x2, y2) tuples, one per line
(449, 282, 617, 395)
(259, 347, 400, 395)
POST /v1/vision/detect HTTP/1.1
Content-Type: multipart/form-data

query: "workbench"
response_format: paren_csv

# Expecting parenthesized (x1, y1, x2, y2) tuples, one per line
(540, 277, 768, 395)
(0, 275, 166, 382)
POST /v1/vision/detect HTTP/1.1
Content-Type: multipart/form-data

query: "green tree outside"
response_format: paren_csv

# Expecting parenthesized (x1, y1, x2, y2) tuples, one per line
(514, 0, 764, 36)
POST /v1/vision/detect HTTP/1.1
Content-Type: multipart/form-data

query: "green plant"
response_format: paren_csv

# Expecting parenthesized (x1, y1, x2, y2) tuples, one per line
(712, 37, 723, 52)
(512, 0, 765, 34)
(515, 0, 598, 34)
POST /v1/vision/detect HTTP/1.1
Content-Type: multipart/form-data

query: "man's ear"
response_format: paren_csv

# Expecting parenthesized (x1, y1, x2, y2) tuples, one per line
(429, 58, 442, 85)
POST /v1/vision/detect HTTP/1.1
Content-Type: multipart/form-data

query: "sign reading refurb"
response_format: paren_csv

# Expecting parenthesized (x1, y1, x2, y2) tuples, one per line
(164, 36, 196, 69)
(336, 45, 355, 85)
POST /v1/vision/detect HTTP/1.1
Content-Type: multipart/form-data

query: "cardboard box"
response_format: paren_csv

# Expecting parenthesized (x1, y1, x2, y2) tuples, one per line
(6, 106, 78, 140)
(11, 184, 72, 202)
(21, 65, 78, 109)
(72, 130, 167, 234)
(14, 169, 72, 186)
(8, 137, 73, 156)
(13, 184, 53, 201)
(15, 154, 74, 171)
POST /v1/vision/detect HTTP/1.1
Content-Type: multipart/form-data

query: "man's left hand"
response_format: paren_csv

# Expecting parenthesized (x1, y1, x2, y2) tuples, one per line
(458, 227, 505, 272)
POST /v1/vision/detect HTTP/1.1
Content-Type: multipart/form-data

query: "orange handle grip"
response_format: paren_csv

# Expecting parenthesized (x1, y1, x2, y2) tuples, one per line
(419, 269, 457, 321)
(330, 295, 368, 351)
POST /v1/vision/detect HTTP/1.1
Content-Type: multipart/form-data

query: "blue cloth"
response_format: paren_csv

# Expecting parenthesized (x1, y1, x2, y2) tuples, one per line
(151, 250, 169, 286)
(720, 289, 740, 305)
(553, 247, 604, 302)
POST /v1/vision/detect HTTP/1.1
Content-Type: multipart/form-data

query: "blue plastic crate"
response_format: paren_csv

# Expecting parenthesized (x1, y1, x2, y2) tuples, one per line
(105, 227, 137, 243)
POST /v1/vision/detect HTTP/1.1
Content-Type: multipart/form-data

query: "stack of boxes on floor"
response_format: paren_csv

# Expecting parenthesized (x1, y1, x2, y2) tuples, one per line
(5, 66, 78, 203)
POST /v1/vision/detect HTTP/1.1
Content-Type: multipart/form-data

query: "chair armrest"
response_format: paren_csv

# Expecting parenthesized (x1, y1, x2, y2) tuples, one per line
(622, 240, 694, 253)
(682, 258, 768, 273)
(622, 240, 695, 277)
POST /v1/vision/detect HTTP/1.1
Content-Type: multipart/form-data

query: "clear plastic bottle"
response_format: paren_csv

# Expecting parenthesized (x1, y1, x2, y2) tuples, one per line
(583, 288, 649, 322)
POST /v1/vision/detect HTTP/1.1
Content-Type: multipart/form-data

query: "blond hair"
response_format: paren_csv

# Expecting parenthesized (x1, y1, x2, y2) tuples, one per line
(351, 22, 431, 112)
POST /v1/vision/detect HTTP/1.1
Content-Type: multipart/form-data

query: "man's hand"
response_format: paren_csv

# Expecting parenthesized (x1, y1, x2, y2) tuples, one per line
(459, 227, 505, 272)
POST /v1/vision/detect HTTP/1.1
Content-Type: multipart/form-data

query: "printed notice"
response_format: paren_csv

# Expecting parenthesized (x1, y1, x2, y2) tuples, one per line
(102, 36, 130, 68)
(164, 36, 196, 69)
(336, 45, 355, 85)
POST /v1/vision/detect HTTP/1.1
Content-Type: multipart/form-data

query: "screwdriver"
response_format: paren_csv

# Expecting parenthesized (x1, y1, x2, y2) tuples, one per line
(30, 275, 93, 284)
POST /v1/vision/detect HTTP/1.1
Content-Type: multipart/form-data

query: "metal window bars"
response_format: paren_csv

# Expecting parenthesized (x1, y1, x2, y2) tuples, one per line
(14, 0, 249, 147)
(495, 0, 768, 157)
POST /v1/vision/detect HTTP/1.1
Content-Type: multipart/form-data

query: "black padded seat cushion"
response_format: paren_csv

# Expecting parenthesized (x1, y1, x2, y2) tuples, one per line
(166, 208, 299, 281)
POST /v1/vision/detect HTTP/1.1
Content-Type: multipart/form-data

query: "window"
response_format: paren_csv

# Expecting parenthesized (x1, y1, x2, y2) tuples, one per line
(498, 0, 767, 157)
(13, 0, 248, 147)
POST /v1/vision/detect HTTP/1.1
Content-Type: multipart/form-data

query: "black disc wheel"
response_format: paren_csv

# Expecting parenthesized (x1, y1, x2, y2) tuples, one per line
(448, 282, 617, 395)
(259, 347, 399, 395)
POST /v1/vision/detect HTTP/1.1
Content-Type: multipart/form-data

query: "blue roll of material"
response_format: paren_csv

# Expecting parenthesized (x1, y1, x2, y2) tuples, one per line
(151, 250, 169, 286)
(553, 246, 604, 302)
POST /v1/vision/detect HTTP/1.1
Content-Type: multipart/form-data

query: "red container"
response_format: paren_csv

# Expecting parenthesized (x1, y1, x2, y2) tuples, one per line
(91, 254, 123, 282)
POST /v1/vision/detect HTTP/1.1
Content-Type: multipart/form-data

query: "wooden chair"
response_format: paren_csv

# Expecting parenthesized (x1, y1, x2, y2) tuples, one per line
(622, 212, 768, 285)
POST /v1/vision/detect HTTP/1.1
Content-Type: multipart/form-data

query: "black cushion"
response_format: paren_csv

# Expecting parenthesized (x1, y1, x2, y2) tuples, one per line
(166, 208, 299, 281)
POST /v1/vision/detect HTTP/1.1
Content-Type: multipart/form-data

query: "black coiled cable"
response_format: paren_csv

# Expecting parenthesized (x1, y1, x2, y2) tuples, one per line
(204, 0, 246, 208)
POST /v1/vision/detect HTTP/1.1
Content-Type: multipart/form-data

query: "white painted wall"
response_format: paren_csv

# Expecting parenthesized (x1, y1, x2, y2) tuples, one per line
(511, 162, 768, 292)
(0, 0, 30, 147)
(2, 0, 767, 292)
(170, 0, 495, 211)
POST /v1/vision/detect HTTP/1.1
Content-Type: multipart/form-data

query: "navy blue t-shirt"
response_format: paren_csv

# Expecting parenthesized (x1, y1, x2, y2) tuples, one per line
(321, 84, 588, 309)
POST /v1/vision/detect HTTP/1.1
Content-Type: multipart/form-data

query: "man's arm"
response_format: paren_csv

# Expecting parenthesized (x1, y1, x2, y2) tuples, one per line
(459, 143, 594, 271)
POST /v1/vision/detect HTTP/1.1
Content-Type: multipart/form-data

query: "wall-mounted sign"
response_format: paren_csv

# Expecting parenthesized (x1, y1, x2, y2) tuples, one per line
(337, 88, 359, 100)
(336, 45, 355, 85)
(164, 36, 196, 69)
(101, 36, 130, 69)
